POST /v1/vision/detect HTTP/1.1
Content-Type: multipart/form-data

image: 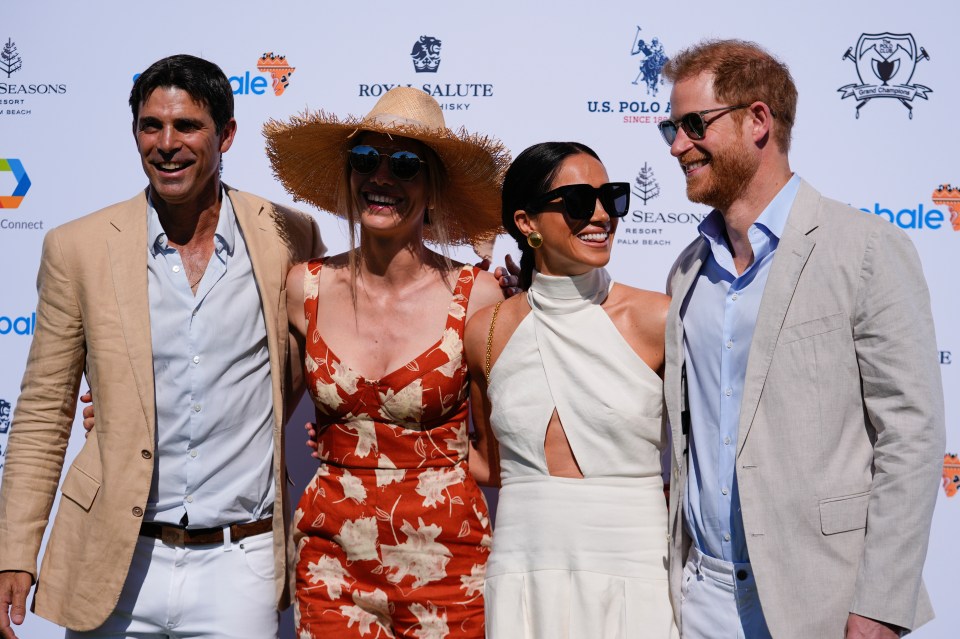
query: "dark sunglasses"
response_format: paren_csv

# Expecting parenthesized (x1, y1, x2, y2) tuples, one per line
(526, 182, 631, 220)
(657, 104, 751, 145)
(348, 145, 426, 181)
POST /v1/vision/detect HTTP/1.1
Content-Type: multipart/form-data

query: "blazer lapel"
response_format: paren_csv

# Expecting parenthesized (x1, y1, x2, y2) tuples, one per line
(229, 188, 287, 416)
(736, 180, 821, 455)
(106, 190, 156, 437)
(665, 240, 710, 469)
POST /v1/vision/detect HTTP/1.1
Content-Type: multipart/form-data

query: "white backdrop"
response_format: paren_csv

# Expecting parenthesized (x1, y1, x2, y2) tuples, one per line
(1, 1, 956, 637)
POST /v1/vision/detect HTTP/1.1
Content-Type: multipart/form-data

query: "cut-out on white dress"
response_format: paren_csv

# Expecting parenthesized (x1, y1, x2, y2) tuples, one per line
(484, 269, 678, 639)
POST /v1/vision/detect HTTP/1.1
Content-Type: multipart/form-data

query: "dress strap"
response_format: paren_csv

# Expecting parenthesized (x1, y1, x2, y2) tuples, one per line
(303, 257, 326, 339)
(485, 300, 504, 383)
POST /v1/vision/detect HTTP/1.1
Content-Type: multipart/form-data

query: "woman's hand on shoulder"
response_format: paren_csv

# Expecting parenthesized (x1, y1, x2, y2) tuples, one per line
(465, 269, 506, 322)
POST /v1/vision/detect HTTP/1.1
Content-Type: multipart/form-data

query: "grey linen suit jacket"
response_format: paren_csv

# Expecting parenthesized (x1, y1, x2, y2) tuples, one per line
(0, 187, 323, 630)
(663, 179, 944, 638)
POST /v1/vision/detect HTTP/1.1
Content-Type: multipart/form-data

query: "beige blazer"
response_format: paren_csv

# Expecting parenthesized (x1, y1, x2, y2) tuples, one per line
(664, 180, 944, 638)
(0, 187, 323, 631)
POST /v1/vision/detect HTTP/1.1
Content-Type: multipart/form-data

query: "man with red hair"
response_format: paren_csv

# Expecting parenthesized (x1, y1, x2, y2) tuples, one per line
(660, 39, 943, 638)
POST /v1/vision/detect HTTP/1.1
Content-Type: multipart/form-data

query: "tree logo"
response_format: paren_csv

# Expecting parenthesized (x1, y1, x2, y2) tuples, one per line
(632, 162, 660, 204)
(1, 38, 22, 78)
(838, 33, 931, 119)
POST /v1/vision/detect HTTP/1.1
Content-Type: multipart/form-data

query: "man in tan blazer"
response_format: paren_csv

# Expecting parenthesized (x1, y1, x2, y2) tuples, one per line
(659, 41, 944, 638)
(0, 55, 323, 638)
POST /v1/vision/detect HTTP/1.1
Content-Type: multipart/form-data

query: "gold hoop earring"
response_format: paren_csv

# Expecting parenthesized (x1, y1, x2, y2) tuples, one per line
(527, 231, 543, 249)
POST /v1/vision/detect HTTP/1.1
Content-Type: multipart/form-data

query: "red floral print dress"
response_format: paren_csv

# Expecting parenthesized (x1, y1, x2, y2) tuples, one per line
(295, 260, 491, 639)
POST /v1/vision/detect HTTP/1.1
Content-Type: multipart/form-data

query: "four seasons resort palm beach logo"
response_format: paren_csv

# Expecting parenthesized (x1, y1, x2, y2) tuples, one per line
(839, 32, 931, 119)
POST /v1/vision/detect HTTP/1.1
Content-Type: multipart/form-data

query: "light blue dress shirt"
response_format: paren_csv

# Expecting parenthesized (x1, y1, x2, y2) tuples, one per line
(145, 191, 275, 528)
(681, 174, 800, 562)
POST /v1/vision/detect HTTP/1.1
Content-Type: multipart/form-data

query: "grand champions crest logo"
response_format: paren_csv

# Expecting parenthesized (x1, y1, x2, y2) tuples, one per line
(838, 32, 931, 119)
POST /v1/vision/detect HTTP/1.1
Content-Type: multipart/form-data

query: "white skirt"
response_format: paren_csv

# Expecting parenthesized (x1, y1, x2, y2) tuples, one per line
(485, 475, 678, 639)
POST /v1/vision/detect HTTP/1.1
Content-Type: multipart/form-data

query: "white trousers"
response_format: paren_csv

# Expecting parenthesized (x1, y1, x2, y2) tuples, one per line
(66, 530, 278, 639)
(679, 546, 771, 639)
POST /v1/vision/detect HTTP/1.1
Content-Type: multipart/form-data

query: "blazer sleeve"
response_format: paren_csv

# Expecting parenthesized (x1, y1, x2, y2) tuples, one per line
(849, 224, 945, 629)
(0, 229, 86, 578)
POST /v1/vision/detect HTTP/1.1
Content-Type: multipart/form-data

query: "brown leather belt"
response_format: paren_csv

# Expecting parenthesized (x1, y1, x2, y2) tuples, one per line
(140, 517, 272, 546)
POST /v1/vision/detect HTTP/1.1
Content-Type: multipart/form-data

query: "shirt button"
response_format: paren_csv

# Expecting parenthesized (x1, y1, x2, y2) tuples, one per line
(731, 293, 739, 301)
(192, 355, 200, 364)
(132, 507, 143, 517)
(193, 404, 201, 412)
(172, 265, 181, 273)
(723, 533, 731, 542)
(726, 340, 733, 349)
(190, 449, 198, 458)
(721, 486, 729, 495)
(724, 437, 731, 445)
(724, 388, 733, 397)
(186, 495, 194, 503)
(141, 449, 151, 459)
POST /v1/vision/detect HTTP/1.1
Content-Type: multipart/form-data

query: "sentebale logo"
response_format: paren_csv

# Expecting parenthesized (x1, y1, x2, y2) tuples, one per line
(256, 52, 295, 96)
(931, 184, 960, 231)
(839, 33, 931, 119)
(944, 453, 960, 498)
(0, 159, 30, 208)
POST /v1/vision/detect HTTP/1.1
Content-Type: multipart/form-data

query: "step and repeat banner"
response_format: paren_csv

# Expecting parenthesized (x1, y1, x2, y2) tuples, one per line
(2, 1, 957, 636)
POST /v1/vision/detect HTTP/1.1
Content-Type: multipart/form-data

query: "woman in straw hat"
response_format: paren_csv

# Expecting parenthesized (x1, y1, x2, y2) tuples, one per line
(264, 87, 509, 639)
(464, 142, 677, 638)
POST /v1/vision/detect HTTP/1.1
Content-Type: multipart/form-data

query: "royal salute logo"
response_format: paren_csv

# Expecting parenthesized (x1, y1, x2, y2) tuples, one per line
(411, 36, 441, 73)
(256, 52, 295, 96)
(616, 160, 707, 250)
(0, 37, 68, 117)
(0, 398, 10, 472)
(0, 398, 10, 434)
(356, 35, 494, 112)
(585, 25, 671, 125)
(0, 158, 30, 209)
(931, 184, 960, 231)
(944, 453, 960, 498)
(838, 33, 932, 119)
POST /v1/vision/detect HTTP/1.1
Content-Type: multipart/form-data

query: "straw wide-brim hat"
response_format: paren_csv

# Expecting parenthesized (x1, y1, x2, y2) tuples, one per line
(263, 87, 510, 246)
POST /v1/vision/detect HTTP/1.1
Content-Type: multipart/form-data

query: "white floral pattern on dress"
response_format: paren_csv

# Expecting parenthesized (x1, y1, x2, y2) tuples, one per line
(334, 516, 380, 562)
(314, 380, 343, 413)
(379, 379, 424, 424)
(345, 417, 378, 458)
(339, 469, 368, 503)
(332, 360, 361, 395)
(459, 563, 485, 598)
(443, 424, 468, 459)
(381, 518, 452, 587)
(410, 602, 450, 639)
(340, 588, 396, 637)
(416, 466, 467, 508)
(306, 555, 352, 599)
(375, 453, 406, 487)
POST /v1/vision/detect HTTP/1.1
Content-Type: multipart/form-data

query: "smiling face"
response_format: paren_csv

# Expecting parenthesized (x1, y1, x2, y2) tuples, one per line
(134, 86, 236, 213)
(668, 73, 759, 212)
(517, 152, 616, 277)
(348, 133, 431, 238)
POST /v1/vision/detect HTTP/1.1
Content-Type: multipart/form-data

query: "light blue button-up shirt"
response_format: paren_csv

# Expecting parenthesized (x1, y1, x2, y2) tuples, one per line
(145, 191, 275, 528)
(681, 174, 800, 562)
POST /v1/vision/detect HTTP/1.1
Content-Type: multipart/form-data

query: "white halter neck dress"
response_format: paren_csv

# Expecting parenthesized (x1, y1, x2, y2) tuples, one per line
(484, 269, 677, 639)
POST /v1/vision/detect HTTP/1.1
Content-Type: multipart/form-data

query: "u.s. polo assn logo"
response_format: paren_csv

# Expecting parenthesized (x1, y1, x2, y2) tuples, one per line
(838, 33, 931, 119)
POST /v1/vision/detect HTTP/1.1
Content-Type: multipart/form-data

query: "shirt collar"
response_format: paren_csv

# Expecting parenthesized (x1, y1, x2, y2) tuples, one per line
(697, 173, 801, 247)
(147, 189, 236, 256)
